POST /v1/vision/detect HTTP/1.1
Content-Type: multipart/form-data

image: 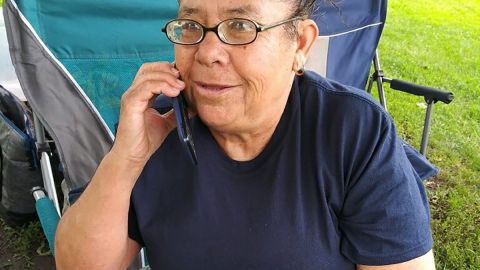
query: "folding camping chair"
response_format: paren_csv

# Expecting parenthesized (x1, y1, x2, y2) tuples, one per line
(3, 0, 452, 268)
(306, 1, 454, 157)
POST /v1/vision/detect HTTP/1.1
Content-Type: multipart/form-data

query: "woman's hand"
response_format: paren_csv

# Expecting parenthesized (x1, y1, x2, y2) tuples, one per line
(111, 62, 185, 165)
(55, 63, 183, 269)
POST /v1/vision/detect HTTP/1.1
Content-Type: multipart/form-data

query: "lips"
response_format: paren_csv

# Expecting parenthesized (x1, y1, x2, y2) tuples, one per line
(193, 81, 239, 94)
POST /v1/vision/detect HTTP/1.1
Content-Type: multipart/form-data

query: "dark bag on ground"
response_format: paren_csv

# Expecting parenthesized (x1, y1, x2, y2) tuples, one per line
(0, 84, 42, 226)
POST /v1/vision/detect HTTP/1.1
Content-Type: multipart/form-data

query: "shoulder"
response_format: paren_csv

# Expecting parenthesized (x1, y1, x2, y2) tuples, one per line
(299, 71, 389, 118)
(293, 72, 404, 189)
(296, 71, 394, 137)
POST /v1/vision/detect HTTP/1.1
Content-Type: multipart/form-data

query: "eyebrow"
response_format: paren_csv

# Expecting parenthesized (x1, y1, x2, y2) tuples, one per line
(178, 5, 262, 20)
(223, 5, 261, 20)
(178, 6, 203, 17)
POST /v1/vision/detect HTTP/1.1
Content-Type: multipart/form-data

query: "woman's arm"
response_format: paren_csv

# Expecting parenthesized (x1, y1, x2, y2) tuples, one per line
(55, 151, 145, 270)
(55, 62, 185, 269)
(357, 250, 435, 270)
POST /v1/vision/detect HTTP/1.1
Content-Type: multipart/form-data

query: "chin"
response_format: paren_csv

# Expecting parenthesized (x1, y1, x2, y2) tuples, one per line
(196, 104, 238, 131)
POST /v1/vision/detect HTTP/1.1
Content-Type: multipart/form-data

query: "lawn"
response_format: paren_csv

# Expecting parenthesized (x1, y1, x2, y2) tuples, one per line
(377, 0, 480, 268)
(0, 0, 479, 269)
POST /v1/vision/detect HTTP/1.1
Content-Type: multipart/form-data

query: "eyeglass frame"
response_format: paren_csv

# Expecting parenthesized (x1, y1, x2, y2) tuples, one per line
(161, 16, 306, 46)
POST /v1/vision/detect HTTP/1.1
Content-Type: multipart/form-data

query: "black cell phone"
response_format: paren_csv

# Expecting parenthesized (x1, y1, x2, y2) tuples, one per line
(171, 93, 198, 165)
(152, 64, 197, 165)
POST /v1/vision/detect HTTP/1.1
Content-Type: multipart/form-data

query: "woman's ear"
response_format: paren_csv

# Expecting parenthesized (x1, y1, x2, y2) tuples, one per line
(295, 19, 319, 65)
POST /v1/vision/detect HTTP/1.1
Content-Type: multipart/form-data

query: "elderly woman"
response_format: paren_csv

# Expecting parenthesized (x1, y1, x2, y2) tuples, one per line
(55, 0, 435, 269)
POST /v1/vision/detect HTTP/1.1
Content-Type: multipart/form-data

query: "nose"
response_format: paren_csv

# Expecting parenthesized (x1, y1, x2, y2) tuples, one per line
(194, 31, 229, 68)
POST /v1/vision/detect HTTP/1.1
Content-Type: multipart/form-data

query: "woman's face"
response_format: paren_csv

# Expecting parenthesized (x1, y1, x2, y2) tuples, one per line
(175, 0, 298, 134)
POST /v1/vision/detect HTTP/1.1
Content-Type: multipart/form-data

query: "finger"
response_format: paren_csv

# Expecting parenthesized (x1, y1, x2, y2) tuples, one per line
(121, 81, 181, 114)
(131, 71, 184, 90)
(132, 79, 184, 98)
(135, 62, 178, 80)
(141, 61, 175, 72)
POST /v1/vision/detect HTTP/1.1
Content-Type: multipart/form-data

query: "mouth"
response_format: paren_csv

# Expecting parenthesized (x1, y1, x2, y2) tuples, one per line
(193, 81, 239, 93)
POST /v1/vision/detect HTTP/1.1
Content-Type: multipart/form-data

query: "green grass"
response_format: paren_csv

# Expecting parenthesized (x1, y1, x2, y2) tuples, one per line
(377, 0, 480, 268)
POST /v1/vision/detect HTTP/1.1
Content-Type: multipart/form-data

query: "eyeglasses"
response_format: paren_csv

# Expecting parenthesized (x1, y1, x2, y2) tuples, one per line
(161, 17, 305, 45)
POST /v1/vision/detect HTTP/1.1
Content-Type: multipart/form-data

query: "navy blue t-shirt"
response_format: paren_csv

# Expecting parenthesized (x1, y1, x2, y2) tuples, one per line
(128, 71, 432, 269)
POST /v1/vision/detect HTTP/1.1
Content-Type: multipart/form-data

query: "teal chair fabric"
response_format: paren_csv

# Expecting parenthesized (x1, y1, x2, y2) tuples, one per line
(17, 0, 177, 132)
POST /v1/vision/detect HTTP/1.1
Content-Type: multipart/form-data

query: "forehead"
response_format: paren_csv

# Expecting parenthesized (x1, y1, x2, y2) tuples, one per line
(178, 0, 291, 20)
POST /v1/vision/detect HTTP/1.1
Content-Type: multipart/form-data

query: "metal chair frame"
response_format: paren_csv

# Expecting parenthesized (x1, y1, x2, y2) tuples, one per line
(366, 50, 454, 156)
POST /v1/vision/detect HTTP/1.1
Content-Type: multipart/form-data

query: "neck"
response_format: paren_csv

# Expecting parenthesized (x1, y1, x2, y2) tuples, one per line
(210, 120, 279, 162)
(209, 101, 286, 162)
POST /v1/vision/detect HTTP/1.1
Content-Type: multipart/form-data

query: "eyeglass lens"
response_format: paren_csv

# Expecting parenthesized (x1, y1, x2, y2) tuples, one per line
(166, 20, 203, 44)
(219, 20, 257, 44)
(165, 19, 258, 45)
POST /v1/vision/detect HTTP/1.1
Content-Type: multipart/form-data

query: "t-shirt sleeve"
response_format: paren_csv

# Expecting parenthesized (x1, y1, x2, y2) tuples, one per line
(128, 198, 145, 247)
(339, 115, 433, 265)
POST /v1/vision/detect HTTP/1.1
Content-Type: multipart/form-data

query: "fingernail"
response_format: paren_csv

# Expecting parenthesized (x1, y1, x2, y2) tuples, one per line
(171, 68, 179, 73)
(176, 79, 185, 85)
(172, 88, 181, 95)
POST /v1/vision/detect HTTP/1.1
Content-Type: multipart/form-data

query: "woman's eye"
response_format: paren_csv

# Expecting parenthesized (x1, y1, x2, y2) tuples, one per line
(230, 21, 251, 31)
(183, 22, 199, 31)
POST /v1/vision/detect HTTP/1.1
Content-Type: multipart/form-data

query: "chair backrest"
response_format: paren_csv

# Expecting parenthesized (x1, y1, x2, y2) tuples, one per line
(4, 0, 177, 189)
(307, 0, 387, 89)
(4, 0, 387, 190)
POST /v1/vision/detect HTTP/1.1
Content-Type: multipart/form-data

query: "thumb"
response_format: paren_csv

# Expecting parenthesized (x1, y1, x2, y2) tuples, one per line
(162, 109, 178, 131)
(145, 108, 177, 132)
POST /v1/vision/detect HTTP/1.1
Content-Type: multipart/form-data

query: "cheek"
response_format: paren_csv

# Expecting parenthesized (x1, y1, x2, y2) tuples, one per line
(174, 47, 195, 75)
(228, 62, 264, 114)
(174, 48, 195, 99)
(232, 49, 287, 107)
(230, 30, 296, 125)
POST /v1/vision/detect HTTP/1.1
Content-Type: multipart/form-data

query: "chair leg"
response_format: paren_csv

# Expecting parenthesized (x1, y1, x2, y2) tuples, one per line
(420, 100, 435, 156)
(371, 51, 388, 111)
(34, 113, 61, 216)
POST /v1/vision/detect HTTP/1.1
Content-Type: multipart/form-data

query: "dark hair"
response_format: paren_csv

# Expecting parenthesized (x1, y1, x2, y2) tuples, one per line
(284, 0, 336, 39)
(289, 0, 317, 18)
